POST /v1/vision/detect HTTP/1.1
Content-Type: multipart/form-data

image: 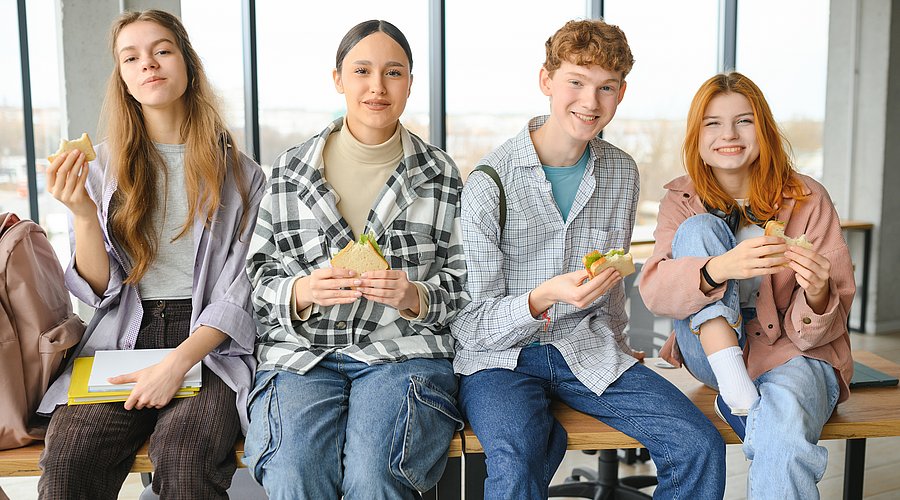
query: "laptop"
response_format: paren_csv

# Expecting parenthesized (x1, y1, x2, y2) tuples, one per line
(849, 361, 899, 388)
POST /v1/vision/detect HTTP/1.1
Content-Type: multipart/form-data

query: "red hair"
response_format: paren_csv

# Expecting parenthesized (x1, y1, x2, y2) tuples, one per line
(683, 72, 806, 224)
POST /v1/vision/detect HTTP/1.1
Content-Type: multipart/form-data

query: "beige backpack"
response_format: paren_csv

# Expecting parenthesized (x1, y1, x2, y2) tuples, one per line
(0, 213, 84, 450)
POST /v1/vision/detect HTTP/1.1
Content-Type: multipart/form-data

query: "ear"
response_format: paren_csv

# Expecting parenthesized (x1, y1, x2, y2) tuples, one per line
(333, 68, 344, 94)
(539, 67, 553, 97)
(617, 80, 627, 104)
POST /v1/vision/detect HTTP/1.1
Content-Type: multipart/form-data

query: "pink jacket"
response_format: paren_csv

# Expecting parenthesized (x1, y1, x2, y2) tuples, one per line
(639, 174, 855, 403)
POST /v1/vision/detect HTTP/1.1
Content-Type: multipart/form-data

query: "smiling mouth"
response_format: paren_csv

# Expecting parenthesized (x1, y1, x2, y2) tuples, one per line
(717, 146, 744, 153)
(572, 111, 598, 123)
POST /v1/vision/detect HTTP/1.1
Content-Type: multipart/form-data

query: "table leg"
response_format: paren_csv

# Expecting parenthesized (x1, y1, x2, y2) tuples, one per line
(858, 228, 872, 332)
(464, 453, 487, 500)
(843, 438, 866, 500)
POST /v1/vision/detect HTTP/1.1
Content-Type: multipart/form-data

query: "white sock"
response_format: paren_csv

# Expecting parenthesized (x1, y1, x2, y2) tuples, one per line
(707, 346, 759, 415)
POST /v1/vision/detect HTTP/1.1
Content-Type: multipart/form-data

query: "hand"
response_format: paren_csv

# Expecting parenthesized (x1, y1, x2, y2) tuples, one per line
(46, 150, 96, 219)
(296, 268, 363, 309)
(110, 357, 188, 410)
(705, 236, 788, 283)
(630, 350, 646, 362)
(785, 245, 832, 312)
(357, 270, 420, 313)
(530, 267, 622, 314)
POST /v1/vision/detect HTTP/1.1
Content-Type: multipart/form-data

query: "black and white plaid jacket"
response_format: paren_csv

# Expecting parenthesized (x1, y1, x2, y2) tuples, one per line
(248, 119, 468, 374)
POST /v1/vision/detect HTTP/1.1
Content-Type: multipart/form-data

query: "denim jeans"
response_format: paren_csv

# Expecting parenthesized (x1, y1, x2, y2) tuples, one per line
(459, 344, 725, 500)
(243, 354, 463, 500)
(671, 214, 840, 499)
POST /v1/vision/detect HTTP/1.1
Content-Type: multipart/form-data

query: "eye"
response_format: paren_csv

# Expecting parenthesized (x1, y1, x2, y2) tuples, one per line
(122, 56, 136, 63)
(737, 118, 753, 125)
(704, 121, 720, 127)
(599, 85, 617, 95)
(568, 80, 582, 87)
(386, 69, 403, 77)
(155, 49, 172, 56)
(354, 67, 369, 75)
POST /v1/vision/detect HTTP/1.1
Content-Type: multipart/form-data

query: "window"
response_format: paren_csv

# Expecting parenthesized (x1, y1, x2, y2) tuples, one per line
(445, 0, 586, 176)
(255, 2, 430, 170)
(737, 0, 829, 179)
(182, 0, 247, 152)
(0, 1, 28, 221)
(602, 0, 719, 236)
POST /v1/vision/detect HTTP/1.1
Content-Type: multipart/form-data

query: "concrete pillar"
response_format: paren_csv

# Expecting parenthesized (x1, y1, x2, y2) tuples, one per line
(824, 0, 900, 333)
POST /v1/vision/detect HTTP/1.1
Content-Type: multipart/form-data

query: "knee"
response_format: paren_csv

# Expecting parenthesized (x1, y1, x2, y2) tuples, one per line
(672, 214, 733, 257)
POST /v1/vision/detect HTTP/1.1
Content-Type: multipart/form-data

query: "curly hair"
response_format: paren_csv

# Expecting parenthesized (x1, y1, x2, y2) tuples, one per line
(544, 19, 634, 78)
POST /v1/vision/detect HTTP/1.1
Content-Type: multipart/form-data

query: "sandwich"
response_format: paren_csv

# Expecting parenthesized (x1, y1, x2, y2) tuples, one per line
(330, 233, 390, 275)
(583, 248, 636, 279)
(48, 133, 96, 163)
(764, 220, 812, 266)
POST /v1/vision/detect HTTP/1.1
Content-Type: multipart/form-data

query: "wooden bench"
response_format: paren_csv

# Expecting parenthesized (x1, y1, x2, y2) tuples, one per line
(0, 433, 464, 500)
(461, 351, 900, 500)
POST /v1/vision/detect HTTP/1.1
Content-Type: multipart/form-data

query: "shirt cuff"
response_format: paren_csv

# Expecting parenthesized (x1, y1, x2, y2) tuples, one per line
(399, 282, 430, 321)
(290, 276, 313, 321)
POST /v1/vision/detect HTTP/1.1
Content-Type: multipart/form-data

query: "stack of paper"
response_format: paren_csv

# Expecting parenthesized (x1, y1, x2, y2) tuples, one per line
(67, 349, 202, 405)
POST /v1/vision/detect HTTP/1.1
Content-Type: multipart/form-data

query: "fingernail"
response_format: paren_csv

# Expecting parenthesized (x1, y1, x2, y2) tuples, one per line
(353, 280, 361, 285)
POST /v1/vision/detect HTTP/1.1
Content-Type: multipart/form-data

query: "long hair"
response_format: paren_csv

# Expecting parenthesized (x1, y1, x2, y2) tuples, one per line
(100, 9, 249, 284)
(683, 72, 806, 225)
(336, 20, 413, 73)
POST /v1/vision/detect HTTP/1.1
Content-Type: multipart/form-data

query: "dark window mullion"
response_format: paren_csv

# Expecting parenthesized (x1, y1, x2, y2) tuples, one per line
(17, 0, 38, 220)
(242, 0, 260, 163)
(429, 0, 446, 150)
(719, 0, 738, 71)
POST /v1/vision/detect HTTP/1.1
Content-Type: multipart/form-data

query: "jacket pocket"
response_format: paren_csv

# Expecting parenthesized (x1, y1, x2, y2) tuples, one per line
(389, 374, 463, 492)
(38, 313, 85, 390)
(275, 229, 328, 269)
(386, 231, 437, 282)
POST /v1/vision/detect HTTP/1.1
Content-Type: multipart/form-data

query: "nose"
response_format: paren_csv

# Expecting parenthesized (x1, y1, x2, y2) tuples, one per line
(370, 75, 386, 95)
(141, 55, 158, 71)
(722, 122, 738, 139)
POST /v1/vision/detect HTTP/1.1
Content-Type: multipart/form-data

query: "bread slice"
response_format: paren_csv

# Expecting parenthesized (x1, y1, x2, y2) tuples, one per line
(584, 249, 636, 278)
(48, 133, 97, 163)
(764, 220, 812, 265)
(330, 235, 389, 275)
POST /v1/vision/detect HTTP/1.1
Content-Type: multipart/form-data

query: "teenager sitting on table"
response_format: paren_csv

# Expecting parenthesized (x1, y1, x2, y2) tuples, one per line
(639, 72, 855, 499)
(243, 19, 467, 500)
(38, 9, 265, 499)
(450, 19, 725, 500)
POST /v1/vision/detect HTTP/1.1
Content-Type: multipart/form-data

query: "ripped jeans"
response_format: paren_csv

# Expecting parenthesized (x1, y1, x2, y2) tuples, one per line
(243, 354, 462, 500)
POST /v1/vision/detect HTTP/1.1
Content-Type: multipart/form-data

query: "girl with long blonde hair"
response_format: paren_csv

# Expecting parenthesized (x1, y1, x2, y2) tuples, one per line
(37, 9, 265, 498)
(640, 72, 855, 498)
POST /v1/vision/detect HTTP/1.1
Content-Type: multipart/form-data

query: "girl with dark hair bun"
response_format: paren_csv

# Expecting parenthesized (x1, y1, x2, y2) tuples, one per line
(243, 20, 466, 499)
(38, 9, 266, 499)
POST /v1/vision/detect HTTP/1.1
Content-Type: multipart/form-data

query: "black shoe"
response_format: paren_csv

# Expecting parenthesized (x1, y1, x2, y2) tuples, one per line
(714, 394, 747, 442)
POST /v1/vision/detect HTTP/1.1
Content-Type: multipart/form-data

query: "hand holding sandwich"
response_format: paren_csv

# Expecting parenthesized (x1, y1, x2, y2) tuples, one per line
(294, 267, 363, 310)
(528, 267, 620, 317)
(356, 270, 420, 315)
(784, 245, 832, 313)
(702, 236, 788, 291)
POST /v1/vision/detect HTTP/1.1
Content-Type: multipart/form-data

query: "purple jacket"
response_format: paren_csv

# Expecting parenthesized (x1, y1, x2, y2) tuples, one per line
(38, 141, 266, 432)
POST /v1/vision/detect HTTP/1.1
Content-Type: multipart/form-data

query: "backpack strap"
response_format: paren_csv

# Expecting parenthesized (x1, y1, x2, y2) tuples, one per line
(472, 165, 506, 239)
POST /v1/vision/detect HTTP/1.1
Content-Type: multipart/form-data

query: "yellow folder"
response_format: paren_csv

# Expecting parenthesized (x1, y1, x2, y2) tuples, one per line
(67, 357, 199, 405)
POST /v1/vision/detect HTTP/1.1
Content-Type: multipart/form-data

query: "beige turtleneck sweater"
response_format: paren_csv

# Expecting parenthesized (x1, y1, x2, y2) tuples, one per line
(323, 120, 403, 239)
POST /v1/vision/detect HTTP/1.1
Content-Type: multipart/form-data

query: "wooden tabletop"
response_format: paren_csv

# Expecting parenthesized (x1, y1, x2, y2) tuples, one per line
(463, 351, 900, 453)
(839, 220, 874, 231)
(0, 431, 463, 477)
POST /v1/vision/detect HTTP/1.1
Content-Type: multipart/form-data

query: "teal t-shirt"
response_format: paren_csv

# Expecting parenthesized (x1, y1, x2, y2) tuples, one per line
(542, 147, 590, 222)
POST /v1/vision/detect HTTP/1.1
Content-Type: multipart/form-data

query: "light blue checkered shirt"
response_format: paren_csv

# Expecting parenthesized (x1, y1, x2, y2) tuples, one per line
(450, 116, 639, 396)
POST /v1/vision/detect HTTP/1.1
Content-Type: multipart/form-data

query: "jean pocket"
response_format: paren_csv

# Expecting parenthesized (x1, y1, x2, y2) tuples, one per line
(389, 374, 464, 492)
(243, 370, 280, 479)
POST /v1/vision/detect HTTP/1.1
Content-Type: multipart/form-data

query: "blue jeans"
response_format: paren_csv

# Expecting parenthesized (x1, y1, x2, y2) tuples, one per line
(459, 344, 725, 500)
(672, 214, 840, 498)
(243, 354, 463, 500)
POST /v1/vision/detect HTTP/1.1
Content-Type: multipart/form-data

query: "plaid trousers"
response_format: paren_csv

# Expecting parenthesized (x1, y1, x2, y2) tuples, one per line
(39, 299, 241, 500)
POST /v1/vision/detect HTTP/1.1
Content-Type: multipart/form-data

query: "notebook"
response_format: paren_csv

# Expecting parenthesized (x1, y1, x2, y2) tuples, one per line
(68, 357, 198, 405)
(849, 361, 899, 388)
(87, 348, 202, 393)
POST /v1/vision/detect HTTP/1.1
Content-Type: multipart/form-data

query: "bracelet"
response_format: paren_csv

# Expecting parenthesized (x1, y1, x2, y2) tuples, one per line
(701, 264, 723, 288)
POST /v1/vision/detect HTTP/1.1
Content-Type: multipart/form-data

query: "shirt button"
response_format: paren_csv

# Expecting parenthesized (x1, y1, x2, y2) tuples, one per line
(754, 332, 761, 336)
(802, 317, 812, 325)
(767, 324, 774, 329)
(336, 321, 347, 329)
